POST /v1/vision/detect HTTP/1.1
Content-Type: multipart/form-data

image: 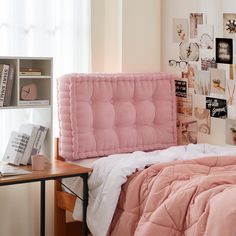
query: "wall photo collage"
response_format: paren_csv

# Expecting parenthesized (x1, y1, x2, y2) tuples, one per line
(172, 13, 236, 146)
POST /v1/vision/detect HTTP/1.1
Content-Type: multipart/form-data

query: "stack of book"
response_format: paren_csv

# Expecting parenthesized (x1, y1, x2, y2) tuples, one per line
(2, 124, 48, 165)
(0, 64, 15, 107)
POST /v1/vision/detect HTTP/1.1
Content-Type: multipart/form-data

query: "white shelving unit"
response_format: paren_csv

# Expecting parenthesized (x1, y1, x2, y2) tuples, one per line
(0, 56, 53, 160)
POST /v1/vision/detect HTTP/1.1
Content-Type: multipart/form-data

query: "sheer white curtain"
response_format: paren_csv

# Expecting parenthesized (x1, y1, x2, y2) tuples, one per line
(0, 0, 91, 156)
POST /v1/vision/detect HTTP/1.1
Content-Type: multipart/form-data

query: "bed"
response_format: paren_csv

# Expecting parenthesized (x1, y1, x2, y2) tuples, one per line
(55, 73, 236, 236)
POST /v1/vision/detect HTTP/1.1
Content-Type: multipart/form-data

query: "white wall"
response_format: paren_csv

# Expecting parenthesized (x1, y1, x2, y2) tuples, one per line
(91, 0, 161, 73)
(161, 0, 236, 145)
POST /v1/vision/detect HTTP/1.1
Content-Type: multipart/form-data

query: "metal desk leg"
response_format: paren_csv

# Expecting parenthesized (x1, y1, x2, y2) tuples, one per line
(82, 173, 89, 236)
(40, 180, 46, 236)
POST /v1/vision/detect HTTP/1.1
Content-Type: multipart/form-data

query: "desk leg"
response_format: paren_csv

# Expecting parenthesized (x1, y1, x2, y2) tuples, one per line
(82, 173, 89, 236)
(40, 180, 46, 236)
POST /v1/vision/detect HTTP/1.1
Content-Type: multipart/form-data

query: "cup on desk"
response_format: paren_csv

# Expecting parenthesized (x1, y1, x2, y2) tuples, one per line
(31, 155, 47, 171)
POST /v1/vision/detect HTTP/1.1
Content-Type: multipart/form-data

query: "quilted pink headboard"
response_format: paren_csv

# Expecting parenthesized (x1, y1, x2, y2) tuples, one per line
(57, 73, 177, 161)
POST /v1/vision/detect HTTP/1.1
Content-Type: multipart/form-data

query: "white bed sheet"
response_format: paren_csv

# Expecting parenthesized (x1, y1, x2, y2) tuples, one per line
(63, 144, 236, 236)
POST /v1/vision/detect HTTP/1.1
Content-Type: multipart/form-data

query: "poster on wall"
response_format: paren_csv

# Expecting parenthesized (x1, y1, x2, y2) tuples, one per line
(177, 114, 198, 145)
(179, 42, 199, 61)
(226, 80, 236, 105)
(190, 13, 207, 38)
(206, 97, 227, 119)
(198, 25, 214, 49)
(193, 107, 211, 135)
(194, 71, 211, 95)
(216, 38, 233, 64)
(226, 119, 236, 145)
(175, 79, 188, 98)
(200, 49, 217, 71)
(210, 68, 226, 95)
(173, 18, 188, 43)
(223, 13, 236, 38)
(176, 93, 193, 116)
(182, 63, 197, 88)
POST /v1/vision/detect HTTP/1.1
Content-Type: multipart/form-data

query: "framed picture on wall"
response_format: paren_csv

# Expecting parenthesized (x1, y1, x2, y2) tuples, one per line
(216, 38, 233, 64)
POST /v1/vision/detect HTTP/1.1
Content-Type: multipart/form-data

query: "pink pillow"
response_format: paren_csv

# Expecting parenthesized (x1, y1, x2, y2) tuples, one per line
(57, 73, 177, 161)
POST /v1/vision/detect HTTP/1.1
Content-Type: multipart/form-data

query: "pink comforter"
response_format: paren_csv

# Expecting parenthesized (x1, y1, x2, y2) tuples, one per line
(109, 156, 236, 236)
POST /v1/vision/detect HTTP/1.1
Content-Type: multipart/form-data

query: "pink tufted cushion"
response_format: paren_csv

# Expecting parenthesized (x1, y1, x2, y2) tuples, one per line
(57, 73, 177, 161)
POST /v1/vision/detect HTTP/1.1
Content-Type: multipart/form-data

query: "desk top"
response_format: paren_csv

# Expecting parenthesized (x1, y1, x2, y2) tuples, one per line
(0, 160, 92, 186)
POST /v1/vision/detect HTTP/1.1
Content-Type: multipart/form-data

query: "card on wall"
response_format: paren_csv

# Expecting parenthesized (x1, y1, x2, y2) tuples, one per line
(190, 13, 207, 39)
(179, 42, 199, 61)
(223, 13, 236, 38)
(173, 18, 188, 43)
(206, 97, 227, 119)
(177, 114, 198, 145)
(216, 38, 233, 64)
(194, 70, 211, 95)
(200, 49, 217, 71)
(198, 25, 214, 49)
(226, 119, 236, 145)
(210, 68, 226, 95)
(175, 79, 188, 98)
(182, 63, 197, 88)
(193, 107, 211, 135)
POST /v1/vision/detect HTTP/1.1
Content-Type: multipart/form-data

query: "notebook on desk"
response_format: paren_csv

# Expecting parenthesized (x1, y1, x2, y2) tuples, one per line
(0, 164, 31, 177)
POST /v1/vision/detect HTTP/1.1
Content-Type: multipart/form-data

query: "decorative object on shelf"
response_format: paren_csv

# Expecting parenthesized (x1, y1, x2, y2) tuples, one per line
(20, 83, 38, 101)
(179, 42, 199, 61)
(20, 68, 42, 76)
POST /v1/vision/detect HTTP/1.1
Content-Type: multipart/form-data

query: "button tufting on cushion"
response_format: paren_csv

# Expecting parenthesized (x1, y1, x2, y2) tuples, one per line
(57, 73, 177, 161)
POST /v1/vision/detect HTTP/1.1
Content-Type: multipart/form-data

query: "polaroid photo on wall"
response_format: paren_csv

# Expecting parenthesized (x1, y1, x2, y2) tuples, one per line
(206, 97, 227, 119)
(226, 80, 236, 106)
(182, 63, 197, 88)
(210, 68, 226, 95)
(226, 119, 236, 145)
(190, 13, 207, 39)
(176, 92, 193, 116)
(194, 70, 211, 95)
(216, 38, 233, 64)
(198, 25, 214, 49)
(173, 18, 188, 43)
(179, 42, 199, 62)
(177, 114, 198, 145)
(200, 49, 217, 71)
(223, 13, 236, 38)
(193, 107, 211, 135)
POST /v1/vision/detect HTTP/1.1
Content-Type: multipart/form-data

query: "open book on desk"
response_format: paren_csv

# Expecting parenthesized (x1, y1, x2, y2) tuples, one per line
(0, 163, 31, 177)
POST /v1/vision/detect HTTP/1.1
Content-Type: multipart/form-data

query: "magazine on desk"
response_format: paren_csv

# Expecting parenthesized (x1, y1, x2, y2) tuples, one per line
(0, 163, 31, 177)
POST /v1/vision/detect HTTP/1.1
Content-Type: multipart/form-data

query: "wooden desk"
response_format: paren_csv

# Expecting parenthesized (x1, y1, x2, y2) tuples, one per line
(0, 160, 92, 236)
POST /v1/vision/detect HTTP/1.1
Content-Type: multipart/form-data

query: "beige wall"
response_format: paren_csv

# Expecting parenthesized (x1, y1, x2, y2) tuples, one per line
(91, 0, 161, 73)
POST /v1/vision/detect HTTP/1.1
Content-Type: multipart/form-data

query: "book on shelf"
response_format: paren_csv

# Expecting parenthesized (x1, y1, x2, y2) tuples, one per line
(3, 64, 15, 106)
(0, 163, 31, 177)
(18, 100, 49, 106)
(28, 125, 48, 164)
(19, 71, 42, 76)
(19, 124, 40, 165)
(2, 131, 30, 166)
(20, 68, 42, 76)
(0, 64, 10, 107)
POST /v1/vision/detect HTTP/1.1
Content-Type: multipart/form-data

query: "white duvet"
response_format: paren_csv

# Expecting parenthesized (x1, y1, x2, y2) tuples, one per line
(71, 144, 236, 236)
